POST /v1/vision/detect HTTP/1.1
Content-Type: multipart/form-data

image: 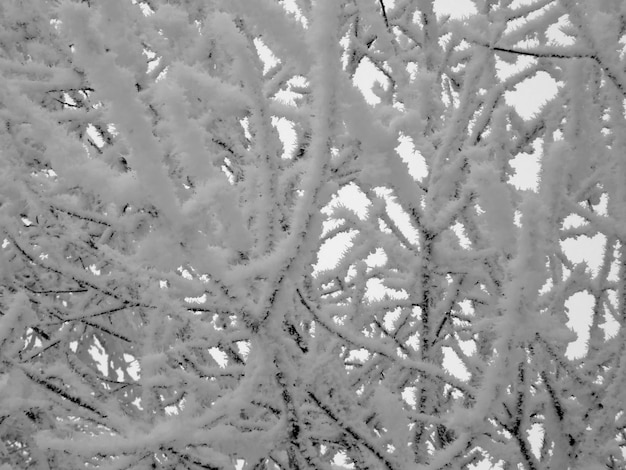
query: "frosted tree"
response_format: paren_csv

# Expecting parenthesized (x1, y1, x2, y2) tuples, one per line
(1, 0, 626, 469)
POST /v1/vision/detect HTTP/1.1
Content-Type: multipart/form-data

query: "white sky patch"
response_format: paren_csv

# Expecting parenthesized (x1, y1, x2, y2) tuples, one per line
(603, 291, 621, 339)
(565, 291, 594, 359)
(402, 386, 416, 406)
(468, 461, 502, 470)
(443, 347, 470, 381)
(546, 14, 575, 46)
(279, 0, 308, 27)
(496, 56, 536, 81)
(594, 193, 609, 216)
(274, 89, 297, 105)
(179, 267, 193, 280)
(272, 117, 296, 158)
(433, 0, 476, 18)
(384, 307, 401, 330)
(374, 187, 420, 244)
(314, 231, 355, 273)
(505, 71, 559, 120)
(89, 336, 109, 377)
(365, 278, 386, 301)
(396, 134, 427, 181)
(560, 233, 606, 276)
(185, 293, 207, 305)
(527, 423, 544, 460)
(509, 144, 540, 191)
(236, 341, 250, 359)
(209, 347, 228, 367)
(562, 213, 585, 230)
(332, 184, 371, 219)
(240, 117, 252, 141)
(124, 353, 140, 381)
(333, 453, 355, 469)
(452, 221, 471, 249)
(353, 57, 387, 105)
(365, 247, 386, 268)
(254, 38, 279, 74)
(509, 155, 539, 191)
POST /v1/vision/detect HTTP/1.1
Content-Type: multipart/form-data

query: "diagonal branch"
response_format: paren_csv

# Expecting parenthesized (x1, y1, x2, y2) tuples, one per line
(307, 391, 397, 470)
(379, 0, 389, 28)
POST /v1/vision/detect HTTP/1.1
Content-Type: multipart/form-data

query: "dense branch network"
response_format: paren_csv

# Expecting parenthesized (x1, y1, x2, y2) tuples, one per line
(0, 0, 625, 469)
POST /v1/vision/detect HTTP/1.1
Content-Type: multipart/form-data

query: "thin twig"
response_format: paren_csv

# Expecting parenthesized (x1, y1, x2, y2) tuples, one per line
(491, 45, 592, 60)
(378, 0, 389, 28)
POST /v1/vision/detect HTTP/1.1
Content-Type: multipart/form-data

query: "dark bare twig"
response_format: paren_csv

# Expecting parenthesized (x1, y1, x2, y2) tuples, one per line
(490, 44, 592, 60)
(307, 391, 396, 470)
(21, 367, 111, 422)
(378, 0, 389, 28)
